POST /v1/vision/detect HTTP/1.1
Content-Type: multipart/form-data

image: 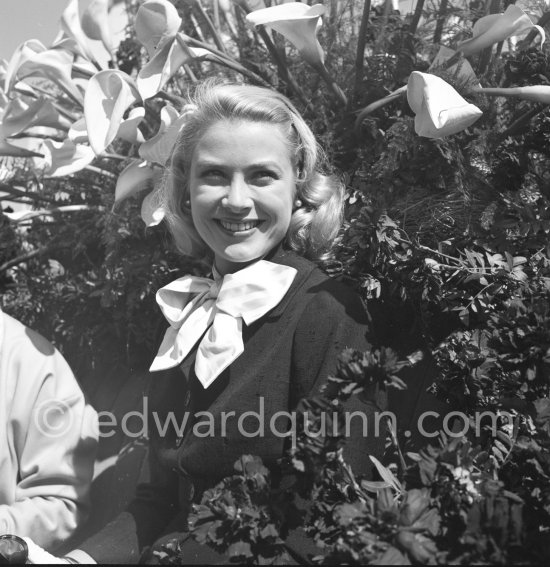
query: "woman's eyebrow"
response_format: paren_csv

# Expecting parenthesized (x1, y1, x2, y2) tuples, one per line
(245, 161, 284, 171)
(194, 160, 226, 169)
(194, 160, 284, 172)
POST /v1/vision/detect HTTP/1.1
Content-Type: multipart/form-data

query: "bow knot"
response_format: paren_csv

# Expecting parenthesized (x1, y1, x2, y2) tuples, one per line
(150, 260, 297, 388)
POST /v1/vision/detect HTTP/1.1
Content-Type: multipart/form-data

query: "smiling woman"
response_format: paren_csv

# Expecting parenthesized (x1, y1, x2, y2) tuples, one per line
(30, 82, 387, 564)
(189, 120, 295, 275)
(160, 82, 343, 264)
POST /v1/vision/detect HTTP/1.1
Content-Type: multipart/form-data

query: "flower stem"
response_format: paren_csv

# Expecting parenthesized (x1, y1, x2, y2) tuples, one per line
(500, 107, 543, 139)
(256, 28, 308, 105)
(313, 62, 348, 106)
(192, 0, 227, 55)
(354, 86, 407, 132)
(353, 0, 372, 102)
(176, 33, 271, 88)
(83, 165, 117, 178)
(409, 0, 426, 36)
(433, 0, 449, 44)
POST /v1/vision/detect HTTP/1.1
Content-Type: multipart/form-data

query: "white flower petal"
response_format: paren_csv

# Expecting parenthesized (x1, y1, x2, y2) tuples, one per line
(116, 107, 146, 144)
(115, 159, 156, 203)
(15, 48, 84, 104)
(61, 0, 101, 65)
(0, 97, 70, 137)
(140, 189, 165, 227)
(429, 46, 479, 88)
(407, 72, 483, 139)
(84, 69, 140, 155)
(68, 117, 89, 144)
(4, 39, 46, 94)
(135, 0, 182, 58)
(139, 104, 194, 165)
(136, 40, 211, 100)
(43, 139, 96, 177)
(246, 3, 325, 66)
(81, 0, 114, 54)
(458, 4, 545, 56)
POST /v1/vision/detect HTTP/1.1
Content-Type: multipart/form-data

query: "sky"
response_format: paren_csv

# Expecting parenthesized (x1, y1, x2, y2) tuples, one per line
(0, 0, 68, 61)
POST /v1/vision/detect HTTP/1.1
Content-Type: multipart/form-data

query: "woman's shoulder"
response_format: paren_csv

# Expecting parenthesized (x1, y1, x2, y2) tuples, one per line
(268, 248, 369, 325)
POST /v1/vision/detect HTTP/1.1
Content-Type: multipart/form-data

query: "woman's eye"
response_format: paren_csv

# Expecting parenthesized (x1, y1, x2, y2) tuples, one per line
(251, 171, 277, 185)
(201, 169, 225, 182)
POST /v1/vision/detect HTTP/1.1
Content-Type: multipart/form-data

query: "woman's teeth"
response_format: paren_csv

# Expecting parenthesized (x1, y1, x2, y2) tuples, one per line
(220, 220, 259, 232)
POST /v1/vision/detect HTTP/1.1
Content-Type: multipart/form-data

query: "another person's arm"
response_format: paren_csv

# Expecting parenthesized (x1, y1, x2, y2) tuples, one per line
(0, 322, 98, 552)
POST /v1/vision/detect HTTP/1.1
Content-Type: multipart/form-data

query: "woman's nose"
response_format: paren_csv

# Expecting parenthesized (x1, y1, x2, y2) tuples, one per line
(222, 175, 252, 210)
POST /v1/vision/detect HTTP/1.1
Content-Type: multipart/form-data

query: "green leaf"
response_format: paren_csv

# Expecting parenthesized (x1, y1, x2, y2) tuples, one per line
(369, 455, 402, 492)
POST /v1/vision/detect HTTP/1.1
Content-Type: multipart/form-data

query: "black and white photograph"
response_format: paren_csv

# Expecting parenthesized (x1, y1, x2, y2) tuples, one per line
(0, 0, 549, 564)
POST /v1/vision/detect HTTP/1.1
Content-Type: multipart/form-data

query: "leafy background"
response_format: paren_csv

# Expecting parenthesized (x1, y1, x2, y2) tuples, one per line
(1, 0, 550, 564)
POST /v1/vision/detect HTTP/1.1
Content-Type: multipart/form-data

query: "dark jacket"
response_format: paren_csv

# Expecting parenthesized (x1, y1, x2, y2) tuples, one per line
(79, 247, 387, 564)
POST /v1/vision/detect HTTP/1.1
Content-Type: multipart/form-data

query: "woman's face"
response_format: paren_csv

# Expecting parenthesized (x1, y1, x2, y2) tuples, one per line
(189, 119, 296, 275)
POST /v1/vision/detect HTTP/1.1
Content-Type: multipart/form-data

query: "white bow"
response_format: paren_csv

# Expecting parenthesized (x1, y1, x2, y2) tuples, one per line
(150, 260, 297, 388)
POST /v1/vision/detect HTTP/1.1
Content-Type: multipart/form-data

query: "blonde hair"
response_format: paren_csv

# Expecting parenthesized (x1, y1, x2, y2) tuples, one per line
(159, 81, 344, 262)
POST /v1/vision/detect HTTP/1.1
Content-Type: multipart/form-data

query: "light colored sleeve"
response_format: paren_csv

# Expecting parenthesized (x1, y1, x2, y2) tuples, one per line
(19, 537, 97, 564)
(0, 327, 98, 552)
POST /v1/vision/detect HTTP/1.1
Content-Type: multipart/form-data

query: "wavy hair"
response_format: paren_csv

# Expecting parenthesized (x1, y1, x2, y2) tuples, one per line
(158, 81, 344, 262)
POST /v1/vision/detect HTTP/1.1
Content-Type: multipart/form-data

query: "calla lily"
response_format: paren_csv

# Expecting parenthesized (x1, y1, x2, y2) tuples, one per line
(407, 71, 483, 138)
(43, 139, 96, 177)
(429, 46, 479, 88)
(72, 57, 99, 80)
(137, 38, 213, 100)
(81, 0, 115, 55)
(69, 106, 145, 146)
(0, 197, 33, 218)
(134, 0, 204, 100)
(2, 208, 45, 222)
(0, 135, 46, 161)
(84, 69, 141, 155)
(116, 107, 146, 145)
(0, 59, 7, 85)
(61, 0, 101, 65)
(0, 97, 71, 138)
(115, 159, 157, 203)
(51, 35, 82, 56)
(11, 82, 39, 99)
(4, 40, 46, 93)
(68, 117, 89, 144)
(457, 4, 545, 56)
(0, 96, 26, 121)
(52, 33, 100, 79)
(138, 103, 194, 165)
(3, 204, 95, 222)
(473, 85, 550, 104)
(135, 0, 268, 100)
(246, 2, 326, 67)
(135, 0, 182, 58)
(141, 189, 165, 227)
(14, 48, 84, 105)
(0, 137, 44, 158)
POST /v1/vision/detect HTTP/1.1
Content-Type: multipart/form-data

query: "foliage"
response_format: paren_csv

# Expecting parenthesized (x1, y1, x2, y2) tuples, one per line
(2, 0, 550, 564)
(160, 455, 299, 565)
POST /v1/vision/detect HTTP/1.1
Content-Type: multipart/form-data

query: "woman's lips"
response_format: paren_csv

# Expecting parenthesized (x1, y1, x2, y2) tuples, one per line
(218, 219, 262, 233)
